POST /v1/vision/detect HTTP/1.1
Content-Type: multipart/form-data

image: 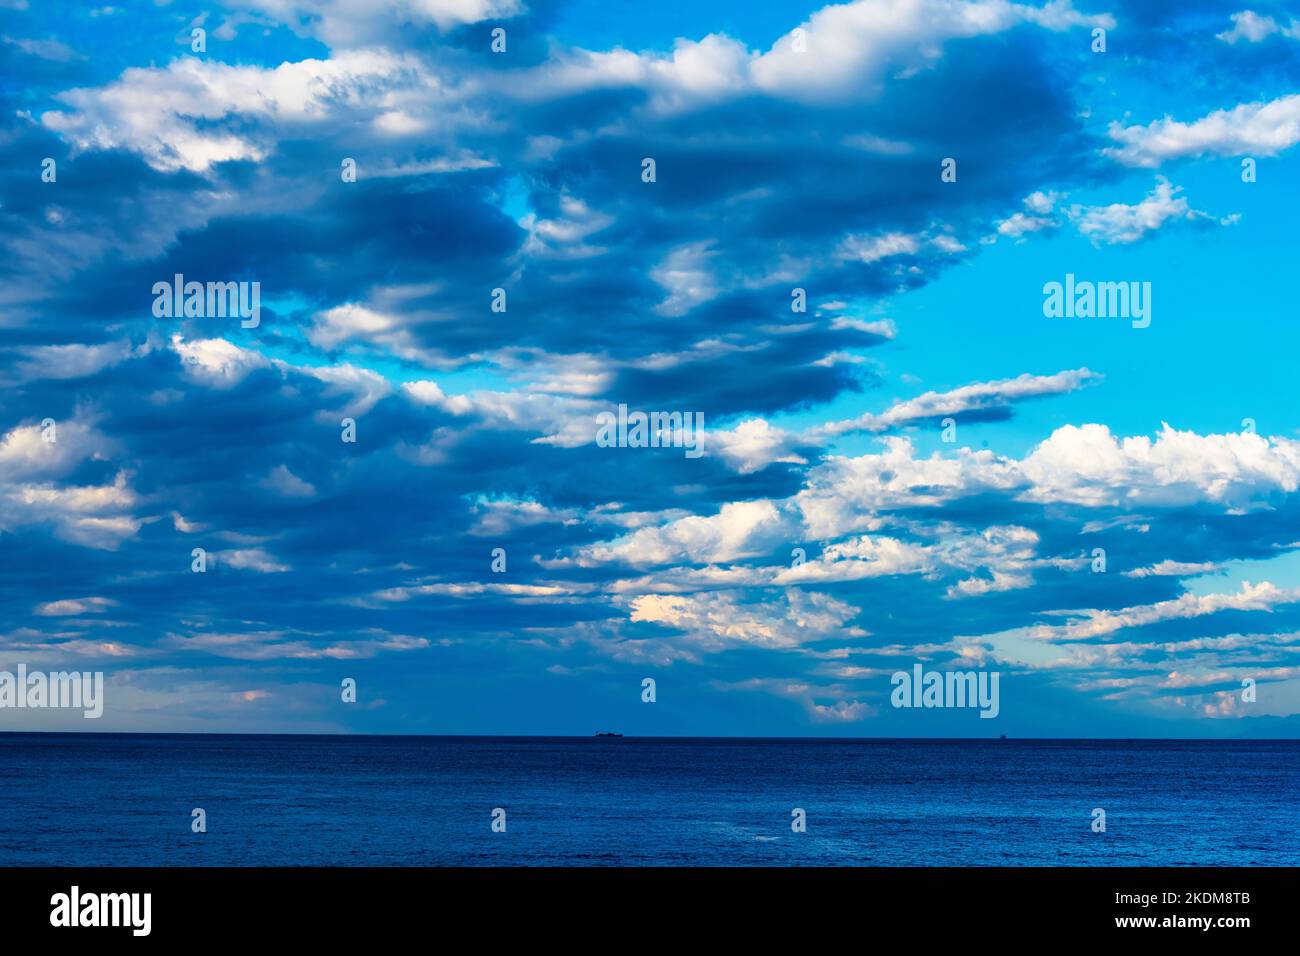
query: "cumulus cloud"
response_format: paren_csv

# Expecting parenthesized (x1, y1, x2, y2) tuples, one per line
(1105, 94, 1300, 167)
(711, 419, 805, 474)
(628, 588, 865, 651)
(1216, 10, 1300, 44)
(579, 499, 789, 567)
(1067, 178, 1230, 245)
(0, 472, 141, 549)
(228, 0, 526, 46)
(1018, 423, 1300, 509)
(171, 335, 270, 387)
(42, 50, 435, 172)
(751, 0, 1112, 102)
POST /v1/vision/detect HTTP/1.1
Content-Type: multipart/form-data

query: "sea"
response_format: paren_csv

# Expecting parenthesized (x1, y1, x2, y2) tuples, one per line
(1, 734, 1295, 866)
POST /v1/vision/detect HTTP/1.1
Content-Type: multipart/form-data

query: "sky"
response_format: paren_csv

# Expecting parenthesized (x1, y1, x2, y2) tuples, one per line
(3, 0, 1300, 737)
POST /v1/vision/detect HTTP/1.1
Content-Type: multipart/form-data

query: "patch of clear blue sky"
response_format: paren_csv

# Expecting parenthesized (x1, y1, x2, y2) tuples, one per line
(1186, 550, 1300, 597)
(549, 0, 800, 51)
(772, 147, 1297, 462)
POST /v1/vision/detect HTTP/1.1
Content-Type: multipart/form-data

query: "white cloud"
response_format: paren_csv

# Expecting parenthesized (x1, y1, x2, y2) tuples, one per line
(1067, 178, 1226, 245)
(1028, 582, 1299, 642)
(652, 242, 720, 317)
(468, 497, 580, 535)
(0, 417, 139, 550)
(308, 304, 405, 351)
(1019, 423, 1300, 509)
(836, 231, 919, 264)
(43, 50, 432, 172)
(519, 195, 613, 260)
(511, 1, 1111, 116)
(1216, 10, 1300, 44)
(14, 341, 134, 382)
(2, 35, 80, 62)
(34, 596, 117, 616)
(772, 523, 1046, 596)
(993, 190, 1062, 239)
(1105, 94, 1300, 167)
(402, 380, 474, 415)
(217, 548, 290, 573)
(580, 499, 788, 566)
(293, 363, 393, 417)
(229, 0, 525, 46)
(366, 580, 582, 602)
(0, 416, 116, 481)
(808, 699, 873, 722)
(1123, 560, 1221, 578)
(163, 628, 430, 661)
(171, 335, 269, 387)
(0, 472, 140, 549)
(571, 421, 1300, 583)
(751, 0, 1112, 103)
(775, 533, 934, 584)
(795, 438, 1023, 538)
(260, 465, 316, 498)
(811, 368, 1100, 439)
(628, 588, 864, 650)
(712, 419, 806, 474)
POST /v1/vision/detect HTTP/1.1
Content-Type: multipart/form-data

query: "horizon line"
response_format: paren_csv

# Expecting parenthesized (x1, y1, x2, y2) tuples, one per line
(1, 730, 1297, 742)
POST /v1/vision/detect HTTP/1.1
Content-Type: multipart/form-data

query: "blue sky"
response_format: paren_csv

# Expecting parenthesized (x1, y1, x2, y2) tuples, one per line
(4, 0, 1300, 736)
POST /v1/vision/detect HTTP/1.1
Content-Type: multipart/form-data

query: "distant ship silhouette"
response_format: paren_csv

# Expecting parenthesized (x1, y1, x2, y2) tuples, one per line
(594, 732, 623, 738)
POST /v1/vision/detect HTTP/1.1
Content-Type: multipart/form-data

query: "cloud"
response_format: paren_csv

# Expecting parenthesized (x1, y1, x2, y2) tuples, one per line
(34, 596, 117, 616)
(1105, 94, 1300, 167)
(0, 472, 141, 549)
(628, 588, 865, 651)
(711, 419, 806, 474)
(750, 0, 1112, 102)
(468, 496, 580, 535)
(811, 368, 1100, 439)
(1067, 178, 1229, 245)
(1123, 560, 1221, 578)
(1018, 423, 1300, 509)
(163, 628, 430, 660)
(260, 465, 317, 498)
(12, 341, 136, 383)
(580, 499, 788, 567)
(0, 416, 117, 481)
(42, 50, 434, 172)
(217, 548, 291, 573)
(995, 190, 1060, 238)
(171, 336, 270, 387)
(0, 417, 140, 549)
(652, 242, 721, 317)
(228, 0, 526, 46)
(1024, 581, 1299, 642)
(1216, 10, 1300, 44)
(2, 34, 80, 61)
(836, 231, 921, 264)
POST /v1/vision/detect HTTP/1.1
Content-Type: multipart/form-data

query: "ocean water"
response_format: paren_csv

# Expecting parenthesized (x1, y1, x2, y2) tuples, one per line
(0, 734, 1295, 866)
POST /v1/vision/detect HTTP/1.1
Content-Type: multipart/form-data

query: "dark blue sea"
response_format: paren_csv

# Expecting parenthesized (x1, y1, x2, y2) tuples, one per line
(1, 734, 1295, 866)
